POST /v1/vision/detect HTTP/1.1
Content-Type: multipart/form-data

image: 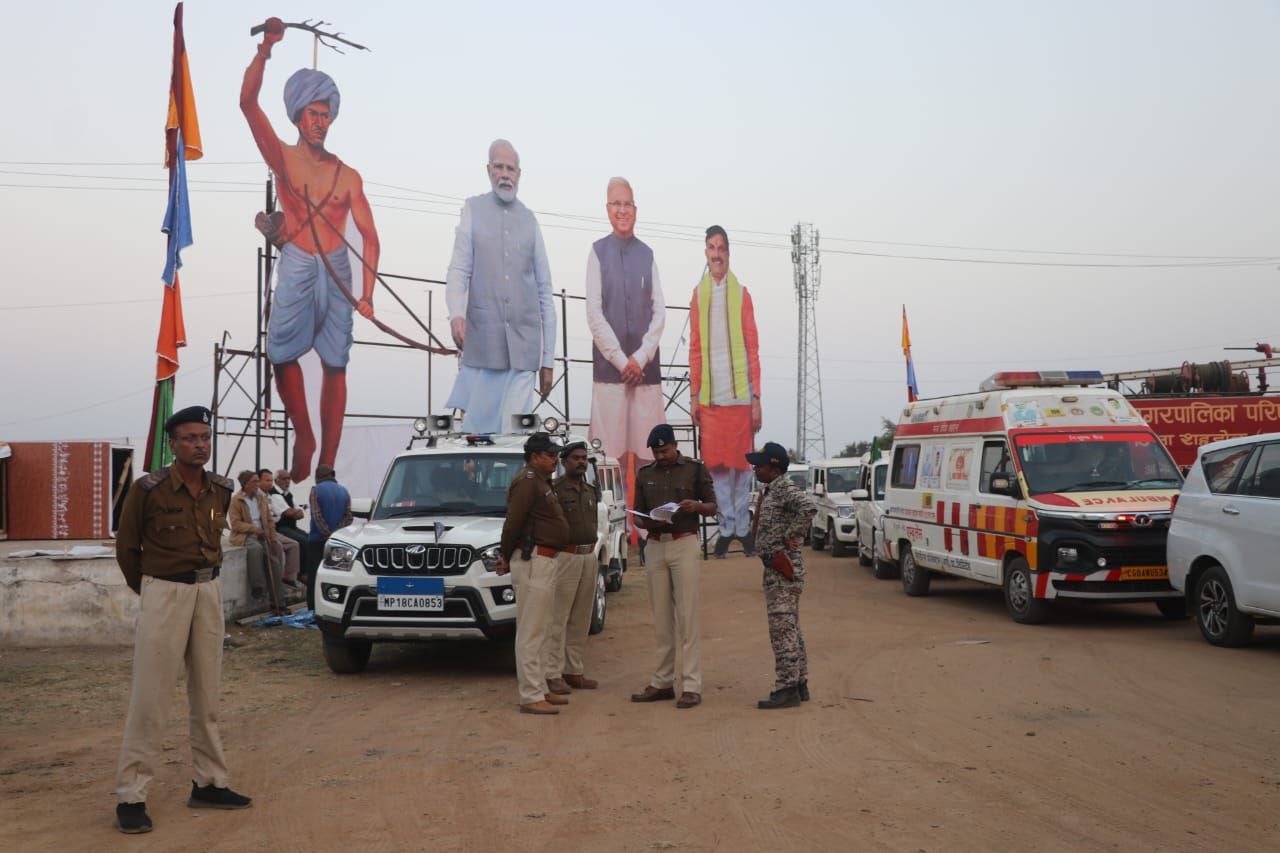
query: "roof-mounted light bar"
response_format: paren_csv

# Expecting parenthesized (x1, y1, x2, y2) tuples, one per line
(979, 370, 1105, 391)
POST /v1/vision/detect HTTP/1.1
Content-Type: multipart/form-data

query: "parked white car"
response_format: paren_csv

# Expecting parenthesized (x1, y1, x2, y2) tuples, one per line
(749, 463, 809, 524)
(808, 458, 863, 557)
(1168, 432, 1280, 646)
(852, 458, 895, 578)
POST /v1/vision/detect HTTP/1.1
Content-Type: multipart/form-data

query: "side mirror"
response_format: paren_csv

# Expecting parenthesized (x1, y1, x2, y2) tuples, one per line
(351, 497, 373, 520)
(814, 483, 826, 496)
(848, 489, 870, 501)
(988, 475, 1022, 499)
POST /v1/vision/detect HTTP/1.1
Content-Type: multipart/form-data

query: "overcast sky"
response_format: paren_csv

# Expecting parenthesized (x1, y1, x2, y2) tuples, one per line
(2, 0, 1277, 458)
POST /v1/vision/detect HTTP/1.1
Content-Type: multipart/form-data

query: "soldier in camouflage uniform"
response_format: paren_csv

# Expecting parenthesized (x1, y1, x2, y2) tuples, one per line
(746, 441, 817, 709)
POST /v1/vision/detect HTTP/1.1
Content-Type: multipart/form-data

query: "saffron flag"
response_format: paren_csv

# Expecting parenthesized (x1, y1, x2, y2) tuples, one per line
(902, 305, 920, 403)
(145, 2, 202, 472)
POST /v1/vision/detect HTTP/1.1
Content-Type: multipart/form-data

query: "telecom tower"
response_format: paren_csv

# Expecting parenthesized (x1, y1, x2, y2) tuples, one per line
(791, 222, 826, 462)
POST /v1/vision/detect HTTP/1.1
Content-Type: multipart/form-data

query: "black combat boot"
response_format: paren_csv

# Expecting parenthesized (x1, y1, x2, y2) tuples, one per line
(798, 680, 810, 702)
(712, 536, 731, 559)
(757, 685, 802, 709)
(741, 532, 757, 557)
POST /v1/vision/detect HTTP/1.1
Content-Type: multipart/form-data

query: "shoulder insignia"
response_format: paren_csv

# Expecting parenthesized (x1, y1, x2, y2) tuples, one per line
(524, 471, 534, 479)
(210, 473, 236, 491)
(137, 469, 167, 492)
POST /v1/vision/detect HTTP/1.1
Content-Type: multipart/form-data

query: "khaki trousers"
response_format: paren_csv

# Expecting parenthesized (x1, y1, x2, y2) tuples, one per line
(545, 551, 597, 679)
(115, 575, 230, 803)
(510, 553, 558, 705)
(644, 534, 702, 693)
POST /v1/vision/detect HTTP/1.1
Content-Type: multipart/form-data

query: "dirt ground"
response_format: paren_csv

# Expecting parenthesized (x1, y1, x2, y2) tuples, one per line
(2, 549, 1279, 851)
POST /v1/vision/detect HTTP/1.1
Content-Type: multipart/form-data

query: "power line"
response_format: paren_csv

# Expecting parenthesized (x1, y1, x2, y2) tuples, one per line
(0, 362, 215, 427)
(0, 291, 253, 312)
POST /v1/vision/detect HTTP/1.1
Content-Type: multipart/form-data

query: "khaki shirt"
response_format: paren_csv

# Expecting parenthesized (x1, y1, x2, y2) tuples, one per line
(501, 464, 570, 560)
(634, 454, 716, 535)
(115, 465, 235, 591)
(553, 475, 599, 546)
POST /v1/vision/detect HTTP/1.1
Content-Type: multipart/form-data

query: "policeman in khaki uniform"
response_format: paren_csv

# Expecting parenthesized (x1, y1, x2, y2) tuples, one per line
(496, 433, 570, 715)
(630, 424, 717, 709)
(747, 441, 817, 709)
(545, 441, 602, 696)
(112, 406, 252, 835)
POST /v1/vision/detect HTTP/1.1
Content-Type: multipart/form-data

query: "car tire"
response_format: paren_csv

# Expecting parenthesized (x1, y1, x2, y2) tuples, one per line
(829, 522, 850, 557)
(900, 546, 930, 596)
(322, 635, 372, 674)
(871, 534, 898, 579)
(1003, 556, 1050, 624)
(1195, 565, 1254, 647)
(1155, 597, 1188, 620)
(589, 569, 608, 635)
(605, 557, 623, 592)
(810, 525, 826, 551)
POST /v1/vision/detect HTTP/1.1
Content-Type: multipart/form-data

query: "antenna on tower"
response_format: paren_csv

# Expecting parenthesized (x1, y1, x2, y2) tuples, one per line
(791, 222, 826, 462)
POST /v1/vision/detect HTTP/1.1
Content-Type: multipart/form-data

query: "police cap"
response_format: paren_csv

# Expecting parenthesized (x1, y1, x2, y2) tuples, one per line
(164, 405, 213, 436)
(524, 432, 562, 455)
(646, 423, 676, 449)
(745, 441, 790, 472)
(560, 440, 589, 458)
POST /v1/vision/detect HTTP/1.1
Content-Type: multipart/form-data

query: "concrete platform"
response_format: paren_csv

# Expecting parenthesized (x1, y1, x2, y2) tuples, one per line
(0, 539, 292, 647)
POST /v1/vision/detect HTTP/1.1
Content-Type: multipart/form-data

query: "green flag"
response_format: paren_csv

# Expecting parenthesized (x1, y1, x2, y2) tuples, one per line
(869, 436, 881, 463)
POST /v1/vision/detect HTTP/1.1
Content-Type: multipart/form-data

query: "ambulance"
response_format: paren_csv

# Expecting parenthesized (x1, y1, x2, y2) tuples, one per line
(882, 370, 1185, 623)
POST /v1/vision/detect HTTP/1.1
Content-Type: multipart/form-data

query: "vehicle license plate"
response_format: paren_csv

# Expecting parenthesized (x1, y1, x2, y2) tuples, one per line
(1119, 565, 1168, 581)
(377, 576, 445, 611)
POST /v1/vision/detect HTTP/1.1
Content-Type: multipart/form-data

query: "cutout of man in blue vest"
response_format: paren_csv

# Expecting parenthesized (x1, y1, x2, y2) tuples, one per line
(585, 177, 666, 528)
(444, 140, 556, 433)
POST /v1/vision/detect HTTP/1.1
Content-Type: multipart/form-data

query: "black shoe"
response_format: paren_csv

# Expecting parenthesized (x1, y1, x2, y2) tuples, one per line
(115, 802, 152, 834)
(798, 680, 810, 702)
(741, 533, 757, 558)
(638, 537, 647, 567)
(712, 537, 731, 559)
(187, 782, 252, 810)
(757, 685, 802, 709)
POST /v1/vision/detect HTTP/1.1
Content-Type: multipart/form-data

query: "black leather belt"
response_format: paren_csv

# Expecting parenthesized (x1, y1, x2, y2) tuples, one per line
(153, 567, 221, 584)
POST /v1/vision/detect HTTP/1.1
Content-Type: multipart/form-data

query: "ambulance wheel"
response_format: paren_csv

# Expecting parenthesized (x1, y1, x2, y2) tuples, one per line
(900, 547, 930, 597)
(1003, 556, 1050, 624)
(829, 523, 851, 557)
(322, 635, 372, 674)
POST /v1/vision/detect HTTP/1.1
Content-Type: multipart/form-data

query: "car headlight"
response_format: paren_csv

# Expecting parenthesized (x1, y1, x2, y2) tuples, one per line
(324, 541, 357, 571)
(479, 543, 503, 572)
(837, 507, 855, 519)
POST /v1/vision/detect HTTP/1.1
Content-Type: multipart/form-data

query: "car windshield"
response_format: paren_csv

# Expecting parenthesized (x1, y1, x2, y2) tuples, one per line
(787, 470, 809, 489)
(1013, 431, 1182, 495)
(373, 453, 524, 519)
(873, 465, 887, 501)
(824, 466, 861, 493)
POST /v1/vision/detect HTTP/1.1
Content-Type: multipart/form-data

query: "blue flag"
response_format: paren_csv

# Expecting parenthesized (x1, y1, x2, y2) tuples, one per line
(161, 127, 193, 286)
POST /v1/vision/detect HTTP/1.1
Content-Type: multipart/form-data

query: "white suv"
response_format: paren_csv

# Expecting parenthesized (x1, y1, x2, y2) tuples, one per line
(314, 433, 614, 674)
(851, 458, 895, 578)
(807, 458, 863, 557)
(1168, 432, 1280, 647)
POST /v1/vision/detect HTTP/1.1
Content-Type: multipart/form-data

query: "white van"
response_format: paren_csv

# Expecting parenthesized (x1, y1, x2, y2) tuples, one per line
(808, 458, 863, 557)
(882, 371, 1184, 623)
(852, 456, 893, 578)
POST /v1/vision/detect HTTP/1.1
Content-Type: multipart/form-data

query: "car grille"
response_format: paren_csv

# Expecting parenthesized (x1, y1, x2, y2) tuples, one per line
(1053, 579, 1173, 594)
(358, 544, 475, 576)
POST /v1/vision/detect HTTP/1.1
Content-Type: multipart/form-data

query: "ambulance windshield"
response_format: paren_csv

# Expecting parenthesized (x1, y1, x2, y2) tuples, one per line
(1013, 431, 1182, 495)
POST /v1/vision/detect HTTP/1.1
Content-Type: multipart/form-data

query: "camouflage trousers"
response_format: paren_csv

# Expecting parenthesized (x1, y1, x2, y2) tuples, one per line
(764, 578, 807, 690)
